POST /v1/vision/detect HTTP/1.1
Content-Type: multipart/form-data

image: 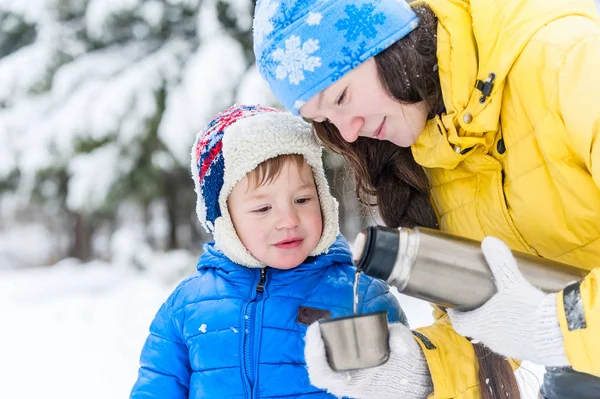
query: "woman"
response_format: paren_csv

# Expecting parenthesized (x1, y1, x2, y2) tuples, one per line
(252, 0, 600, 398)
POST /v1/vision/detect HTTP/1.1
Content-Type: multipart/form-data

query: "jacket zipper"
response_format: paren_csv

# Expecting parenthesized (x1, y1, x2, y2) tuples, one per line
(256, 268, 267, 293)
(243, 268, 267, 396)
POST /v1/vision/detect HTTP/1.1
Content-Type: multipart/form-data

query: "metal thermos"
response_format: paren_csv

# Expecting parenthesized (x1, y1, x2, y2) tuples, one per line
(353, 226, 588, 311)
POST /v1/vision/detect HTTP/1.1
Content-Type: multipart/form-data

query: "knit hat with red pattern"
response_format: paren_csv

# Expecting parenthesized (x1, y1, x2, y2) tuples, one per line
(190, 104, 339, 268)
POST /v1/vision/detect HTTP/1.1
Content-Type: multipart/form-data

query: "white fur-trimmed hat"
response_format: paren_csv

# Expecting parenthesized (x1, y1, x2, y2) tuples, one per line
(190, 104, 339, 268)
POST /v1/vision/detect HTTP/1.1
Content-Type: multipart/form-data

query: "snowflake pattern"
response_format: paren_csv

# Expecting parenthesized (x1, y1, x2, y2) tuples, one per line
(270, 0, 317, 36)
(253, 0, 280, 47)
(272, 35, 321, 85)
(254, 0, 418, 112)
(328, 42, 369, 81)
(306, 12, 322, 25)
(335, 4, 386, 42)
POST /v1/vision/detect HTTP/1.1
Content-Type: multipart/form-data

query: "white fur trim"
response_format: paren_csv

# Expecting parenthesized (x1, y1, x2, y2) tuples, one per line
(215, 111, 339, 268)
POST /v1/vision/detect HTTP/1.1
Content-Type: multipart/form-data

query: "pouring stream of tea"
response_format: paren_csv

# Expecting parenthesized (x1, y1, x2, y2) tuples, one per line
(353, 270, 360, 315)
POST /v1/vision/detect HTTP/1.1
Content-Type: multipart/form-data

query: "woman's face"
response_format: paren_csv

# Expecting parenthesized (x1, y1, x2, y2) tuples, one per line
(300, 58, 429, 148)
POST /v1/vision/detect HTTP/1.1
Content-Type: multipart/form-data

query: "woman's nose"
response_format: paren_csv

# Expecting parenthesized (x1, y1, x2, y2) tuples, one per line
(330, 115, 364, 143)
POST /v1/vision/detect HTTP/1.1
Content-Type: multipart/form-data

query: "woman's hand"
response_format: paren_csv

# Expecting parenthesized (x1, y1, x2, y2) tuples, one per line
(304, 322, 433, 399)
(448, 237, 570, 366)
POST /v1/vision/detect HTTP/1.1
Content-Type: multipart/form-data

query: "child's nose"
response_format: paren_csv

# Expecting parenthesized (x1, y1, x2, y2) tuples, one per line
(276, 209, 300, 229)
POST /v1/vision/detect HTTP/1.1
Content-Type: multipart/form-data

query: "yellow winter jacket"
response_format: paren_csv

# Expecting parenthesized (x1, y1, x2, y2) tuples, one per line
(409, 0, 600, 396)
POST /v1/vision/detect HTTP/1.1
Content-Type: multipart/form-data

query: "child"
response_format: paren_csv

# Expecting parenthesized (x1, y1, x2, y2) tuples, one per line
(130, 104, 407, 399)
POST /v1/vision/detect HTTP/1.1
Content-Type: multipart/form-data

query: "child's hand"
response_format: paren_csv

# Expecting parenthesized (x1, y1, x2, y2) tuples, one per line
(448, 236, 570, 366)
(304, 322, 433, 399)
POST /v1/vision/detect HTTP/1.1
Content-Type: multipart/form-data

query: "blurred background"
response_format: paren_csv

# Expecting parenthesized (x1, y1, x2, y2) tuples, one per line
(0, 0, 369, 270)
(3, 0, 597, 398)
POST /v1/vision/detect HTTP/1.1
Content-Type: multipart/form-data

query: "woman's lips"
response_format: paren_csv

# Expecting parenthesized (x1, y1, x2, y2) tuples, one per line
(274, 239, 303, 250)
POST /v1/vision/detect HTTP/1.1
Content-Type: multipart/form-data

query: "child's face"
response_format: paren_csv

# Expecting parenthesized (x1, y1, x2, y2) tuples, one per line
(228, 159, 323, 270)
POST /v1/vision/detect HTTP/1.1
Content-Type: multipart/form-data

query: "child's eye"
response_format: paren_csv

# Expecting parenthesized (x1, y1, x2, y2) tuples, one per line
(253, 206, 270, 213)
(295, 197, 312, 204)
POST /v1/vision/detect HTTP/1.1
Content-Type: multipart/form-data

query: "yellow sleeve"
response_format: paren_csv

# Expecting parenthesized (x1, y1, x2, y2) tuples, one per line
(413, 306, 520, 399)
(556, 28, 600, 378)
(558, 33, 600, 189)
(557, 267, 600, 377)
(413, 307, 480, 399)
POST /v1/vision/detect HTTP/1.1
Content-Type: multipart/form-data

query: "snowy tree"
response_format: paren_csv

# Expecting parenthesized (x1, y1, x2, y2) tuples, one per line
(0, 0, 278, 263)
(0, 0, 364, 267)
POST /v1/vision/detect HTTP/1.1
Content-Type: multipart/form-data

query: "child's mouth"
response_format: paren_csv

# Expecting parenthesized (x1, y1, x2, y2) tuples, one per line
(274, 238, 303, 250)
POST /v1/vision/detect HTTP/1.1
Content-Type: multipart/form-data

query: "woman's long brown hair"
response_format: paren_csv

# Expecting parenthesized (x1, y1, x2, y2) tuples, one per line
(313, 5, 520, 398)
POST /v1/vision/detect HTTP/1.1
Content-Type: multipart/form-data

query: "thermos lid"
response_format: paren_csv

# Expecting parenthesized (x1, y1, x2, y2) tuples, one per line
(353, 226, 399, 281)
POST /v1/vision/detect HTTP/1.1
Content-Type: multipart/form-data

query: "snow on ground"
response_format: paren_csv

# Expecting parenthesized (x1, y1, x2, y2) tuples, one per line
(0, 259, 175, 399)
(1, 262, 544, 398)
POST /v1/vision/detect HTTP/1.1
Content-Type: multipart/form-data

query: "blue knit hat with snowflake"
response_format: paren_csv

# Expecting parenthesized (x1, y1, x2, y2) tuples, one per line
(191, 104, 339, 268)
(252, 0, 418, 115)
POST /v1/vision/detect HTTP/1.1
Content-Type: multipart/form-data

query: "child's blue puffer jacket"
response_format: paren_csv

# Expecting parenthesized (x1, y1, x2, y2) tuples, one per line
(131, 236, 407, 398)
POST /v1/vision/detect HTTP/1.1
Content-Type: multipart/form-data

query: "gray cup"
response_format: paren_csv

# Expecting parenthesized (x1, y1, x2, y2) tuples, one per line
(319, 310, 390, 372)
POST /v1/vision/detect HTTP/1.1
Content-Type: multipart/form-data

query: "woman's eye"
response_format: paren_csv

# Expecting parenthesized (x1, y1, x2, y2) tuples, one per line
(336, 89, 347, 105)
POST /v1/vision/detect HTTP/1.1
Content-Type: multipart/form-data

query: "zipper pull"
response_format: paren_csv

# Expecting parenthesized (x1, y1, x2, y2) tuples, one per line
(256, 268, 267, 293)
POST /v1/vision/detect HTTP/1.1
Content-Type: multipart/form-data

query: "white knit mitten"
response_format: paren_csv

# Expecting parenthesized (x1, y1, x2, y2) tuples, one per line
(448, 237, 570, 366)
(304, 322, 433, 399)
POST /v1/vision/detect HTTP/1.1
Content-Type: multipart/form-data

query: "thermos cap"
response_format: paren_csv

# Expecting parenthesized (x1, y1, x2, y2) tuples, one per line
(353, 226, 400, 281)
